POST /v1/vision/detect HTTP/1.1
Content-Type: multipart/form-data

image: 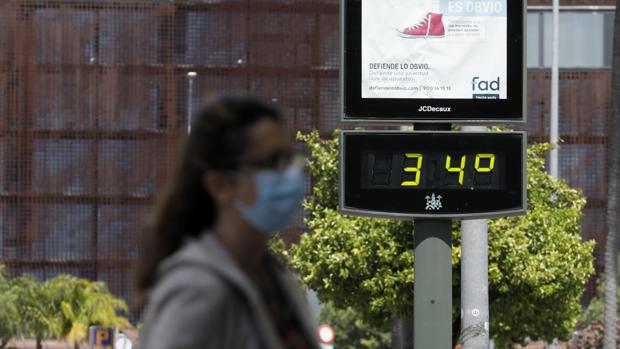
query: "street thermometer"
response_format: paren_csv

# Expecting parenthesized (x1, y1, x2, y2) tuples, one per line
(339, 130, 527, 349)
(340, 131, 527, 219)
(339, 0, 526, 346)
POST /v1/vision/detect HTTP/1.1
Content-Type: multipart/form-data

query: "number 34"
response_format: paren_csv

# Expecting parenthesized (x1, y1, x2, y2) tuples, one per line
(401, 154, 495, 186)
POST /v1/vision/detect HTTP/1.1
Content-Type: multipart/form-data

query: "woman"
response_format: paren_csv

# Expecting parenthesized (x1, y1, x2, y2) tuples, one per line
(135, 96, 318, 349)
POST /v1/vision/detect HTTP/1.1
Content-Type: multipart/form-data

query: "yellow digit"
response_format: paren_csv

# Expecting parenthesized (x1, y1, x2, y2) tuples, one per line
(445, 155, 466, 185)
(475, 154, 495, 173)
(401, 153, 423, 186)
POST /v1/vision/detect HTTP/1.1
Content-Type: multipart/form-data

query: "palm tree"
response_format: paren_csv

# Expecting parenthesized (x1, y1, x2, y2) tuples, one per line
(6, 274, 131, 349)
(10, 276, 64, 349)
(603, 3, 620, 349)
(46, 275, 131, 349)
(0, 265, 18, 348)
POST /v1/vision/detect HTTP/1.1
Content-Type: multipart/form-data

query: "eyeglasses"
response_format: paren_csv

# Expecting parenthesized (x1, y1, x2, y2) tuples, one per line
(239, 151, 304, 171)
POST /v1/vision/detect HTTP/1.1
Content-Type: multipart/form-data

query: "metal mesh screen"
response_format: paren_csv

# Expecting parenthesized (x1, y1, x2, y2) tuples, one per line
(522, 69, 611, 300)
(0, 0, 610, 313)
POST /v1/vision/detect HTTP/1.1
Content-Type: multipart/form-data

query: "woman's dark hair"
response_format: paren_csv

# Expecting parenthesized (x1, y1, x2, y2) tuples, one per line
(134, 95, 281, 300)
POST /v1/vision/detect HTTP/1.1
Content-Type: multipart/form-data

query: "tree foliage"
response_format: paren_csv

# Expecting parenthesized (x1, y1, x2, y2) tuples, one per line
(0, 265, 18, 348)
(10, 275, 64, 349)
(319, 302, 391, 349)
(0, 269, 131, 349)
(46, 275, 131, 345)
(286, 130, 594, 347)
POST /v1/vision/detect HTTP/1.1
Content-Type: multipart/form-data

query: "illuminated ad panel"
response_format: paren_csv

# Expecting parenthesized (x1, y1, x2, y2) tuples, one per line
(363, 0, 506, 99)
(341, 0, 525, 122)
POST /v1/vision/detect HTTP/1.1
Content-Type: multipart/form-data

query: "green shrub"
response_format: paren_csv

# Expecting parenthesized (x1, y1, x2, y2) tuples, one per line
(285, 130, 594, 347)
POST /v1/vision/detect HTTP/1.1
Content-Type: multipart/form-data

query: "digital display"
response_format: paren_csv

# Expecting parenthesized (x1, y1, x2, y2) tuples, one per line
(340, 131, 526, 219)
(363, 151, 504, 190)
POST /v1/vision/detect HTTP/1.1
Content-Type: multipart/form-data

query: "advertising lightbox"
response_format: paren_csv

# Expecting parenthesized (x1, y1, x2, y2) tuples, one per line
(341, 0, 525, 122)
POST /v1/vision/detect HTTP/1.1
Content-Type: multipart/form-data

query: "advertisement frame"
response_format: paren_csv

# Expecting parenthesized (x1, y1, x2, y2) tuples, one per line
(340, 0, 526, 123)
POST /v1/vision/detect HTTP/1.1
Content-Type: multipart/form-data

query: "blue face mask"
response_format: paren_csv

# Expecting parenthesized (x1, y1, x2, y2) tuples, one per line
(236, 164, 304, 234)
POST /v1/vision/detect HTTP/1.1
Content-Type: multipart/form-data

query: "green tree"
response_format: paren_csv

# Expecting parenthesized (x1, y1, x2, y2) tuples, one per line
(46, 275, 131, 348)
(286, 130, 594, 347)
(10, 275, 63, 349)
(0, 265, 18, 348)
(4, 271, 131, 349)
(319, 302, 391, 349)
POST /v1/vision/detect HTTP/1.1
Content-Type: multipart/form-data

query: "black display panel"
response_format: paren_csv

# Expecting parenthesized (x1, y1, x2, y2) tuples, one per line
(340, 131, 526, 219)
(341, 0, 525, 122)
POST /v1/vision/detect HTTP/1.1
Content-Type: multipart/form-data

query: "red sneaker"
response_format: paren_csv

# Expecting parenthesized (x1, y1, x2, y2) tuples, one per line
(398, 12, 445, 38)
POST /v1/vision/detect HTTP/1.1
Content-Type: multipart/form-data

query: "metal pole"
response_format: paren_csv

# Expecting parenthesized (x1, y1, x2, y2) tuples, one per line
(411, 123, 452, 349)
(549, 0, 560, 178)
(414, 219, 452, 349)
(460, 219, 489, 349)
(187, 71, 197, 134)
(460, 125, 489, 349)
(391, 124, 415, 349)
(548, 3, 561, 346)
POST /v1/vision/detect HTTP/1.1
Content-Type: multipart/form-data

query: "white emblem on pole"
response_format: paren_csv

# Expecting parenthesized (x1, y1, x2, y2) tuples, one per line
(425, 193, 443, 210)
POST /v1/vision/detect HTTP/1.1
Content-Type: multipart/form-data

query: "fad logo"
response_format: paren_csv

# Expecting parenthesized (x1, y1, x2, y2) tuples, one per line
(472, 76, 500, 92)
(418, 106, 452, 112)
(471, 76, 500, 99)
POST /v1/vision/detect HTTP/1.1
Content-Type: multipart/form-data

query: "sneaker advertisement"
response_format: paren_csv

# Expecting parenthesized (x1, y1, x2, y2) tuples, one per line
(362, 0, 507, 100)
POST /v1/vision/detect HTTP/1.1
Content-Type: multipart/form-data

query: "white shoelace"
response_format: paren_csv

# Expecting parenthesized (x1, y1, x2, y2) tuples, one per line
(406, 15, 431, 31)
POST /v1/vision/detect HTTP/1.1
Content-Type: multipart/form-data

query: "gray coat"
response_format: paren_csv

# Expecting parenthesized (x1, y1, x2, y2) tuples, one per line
(139, 233, 319, 349)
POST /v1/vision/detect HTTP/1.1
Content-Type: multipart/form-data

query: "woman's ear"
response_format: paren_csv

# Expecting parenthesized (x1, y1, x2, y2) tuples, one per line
(202, 171, 234, 205)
